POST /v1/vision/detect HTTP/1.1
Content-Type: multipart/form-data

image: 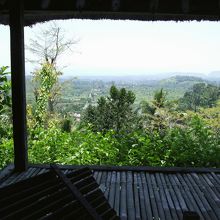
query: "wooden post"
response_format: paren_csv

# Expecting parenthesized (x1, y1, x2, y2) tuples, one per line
(9, 0, 28, 172)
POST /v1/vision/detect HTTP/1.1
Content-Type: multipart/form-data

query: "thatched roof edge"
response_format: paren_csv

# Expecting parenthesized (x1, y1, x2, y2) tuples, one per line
(1, 0, 220, 25)
(1, 11, 220, 26)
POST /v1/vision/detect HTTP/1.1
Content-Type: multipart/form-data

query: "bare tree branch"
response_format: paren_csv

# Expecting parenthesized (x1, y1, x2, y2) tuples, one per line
(26, 21, 79, 67)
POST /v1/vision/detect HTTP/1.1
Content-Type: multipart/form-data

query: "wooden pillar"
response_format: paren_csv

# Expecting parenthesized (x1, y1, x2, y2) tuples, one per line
(9, 0, 28, 172)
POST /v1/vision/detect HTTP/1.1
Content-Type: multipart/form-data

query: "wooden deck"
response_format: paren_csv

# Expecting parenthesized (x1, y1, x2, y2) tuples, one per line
(0, 164, 220, 220)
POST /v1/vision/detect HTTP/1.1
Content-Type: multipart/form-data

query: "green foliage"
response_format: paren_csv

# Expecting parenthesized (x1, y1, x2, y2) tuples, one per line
(0, 66, 11, 114)
(127, 116, 220, 167)
(61, 117, 72, 133)
(179, 83, 220, 112)
(32, 62, 61, 125)
(0, 138, 14, 169)
(0, 66, 13, 169)
(163, 116, 220, 167)
(199, 102, 220, 133)
(153, 88, 167, 108)
(140, 88, 176, 133)
(28, 127, 119, 165)
(140, 101, 156, 115)
(1, 112, 220, 169)
(127, 131, 167, 166)
(27, 116, 220, 168)
(82, 85, 136, 133)
(28, 124, 71, 164)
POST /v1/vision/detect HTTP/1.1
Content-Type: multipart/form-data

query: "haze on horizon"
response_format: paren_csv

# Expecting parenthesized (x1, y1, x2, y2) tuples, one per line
(1, 19, 220, 77)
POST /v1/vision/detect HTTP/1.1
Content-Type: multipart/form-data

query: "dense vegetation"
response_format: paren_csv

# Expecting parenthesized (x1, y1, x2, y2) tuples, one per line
(1, 64, 220, 169)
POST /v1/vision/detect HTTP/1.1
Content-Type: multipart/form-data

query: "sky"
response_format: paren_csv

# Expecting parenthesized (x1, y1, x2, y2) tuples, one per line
(1, 19, 220, 76)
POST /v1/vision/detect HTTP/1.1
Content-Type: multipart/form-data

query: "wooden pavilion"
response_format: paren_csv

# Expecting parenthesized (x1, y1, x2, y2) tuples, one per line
(0, 1, 220, 219)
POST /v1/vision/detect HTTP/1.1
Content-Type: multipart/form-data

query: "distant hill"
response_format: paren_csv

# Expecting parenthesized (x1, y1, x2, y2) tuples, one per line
(61, 72, 206, 82)
(159, 75, 206, 88)
(207, 71, 220, 81)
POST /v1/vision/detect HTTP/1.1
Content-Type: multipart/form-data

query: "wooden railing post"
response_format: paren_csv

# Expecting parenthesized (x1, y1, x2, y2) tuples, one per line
(9, 0, 28, 172)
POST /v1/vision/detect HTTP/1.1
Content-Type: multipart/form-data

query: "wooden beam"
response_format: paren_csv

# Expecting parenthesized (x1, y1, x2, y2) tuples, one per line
(0, 0, 7, 6)
(150, 0, 159, 12)
(182, 0, 189, 14)
(41, 0, 50, 9)
(30, 164, 220, 173)
(9, 0, 28, 172)
(51, 165, 102, 220)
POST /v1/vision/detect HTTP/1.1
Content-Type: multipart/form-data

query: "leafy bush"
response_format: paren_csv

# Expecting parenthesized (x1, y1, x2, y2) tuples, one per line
(28, 126, 119, 165)
(0, 66, 13, 169)
(163, 116, 220, 167)
(1, 116, 219, 169)
(0, 138, 13, 169)
(0, 66, 11, 114)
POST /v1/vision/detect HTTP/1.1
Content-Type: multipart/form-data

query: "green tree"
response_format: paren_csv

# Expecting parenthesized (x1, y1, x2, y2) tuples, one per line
(140, 88, 170, 132)
(179, 83, 220, 112)
(0, 66, 11, 114)
(203, 84, 220, 108)
(0, 66, 13, 168)
(0, 66, 12, 137)
(27, 22, 77, 115)
(140, 100, 156, 115)
(153, 88, 167, 108)
(82, 85, 136, 133)
(33, 62, 61, 124)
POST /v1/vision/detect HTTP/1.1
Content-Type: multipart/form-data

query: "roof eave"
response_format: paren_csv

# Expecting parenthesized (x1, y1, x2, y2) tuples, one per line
(1, 10, 220, 26)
